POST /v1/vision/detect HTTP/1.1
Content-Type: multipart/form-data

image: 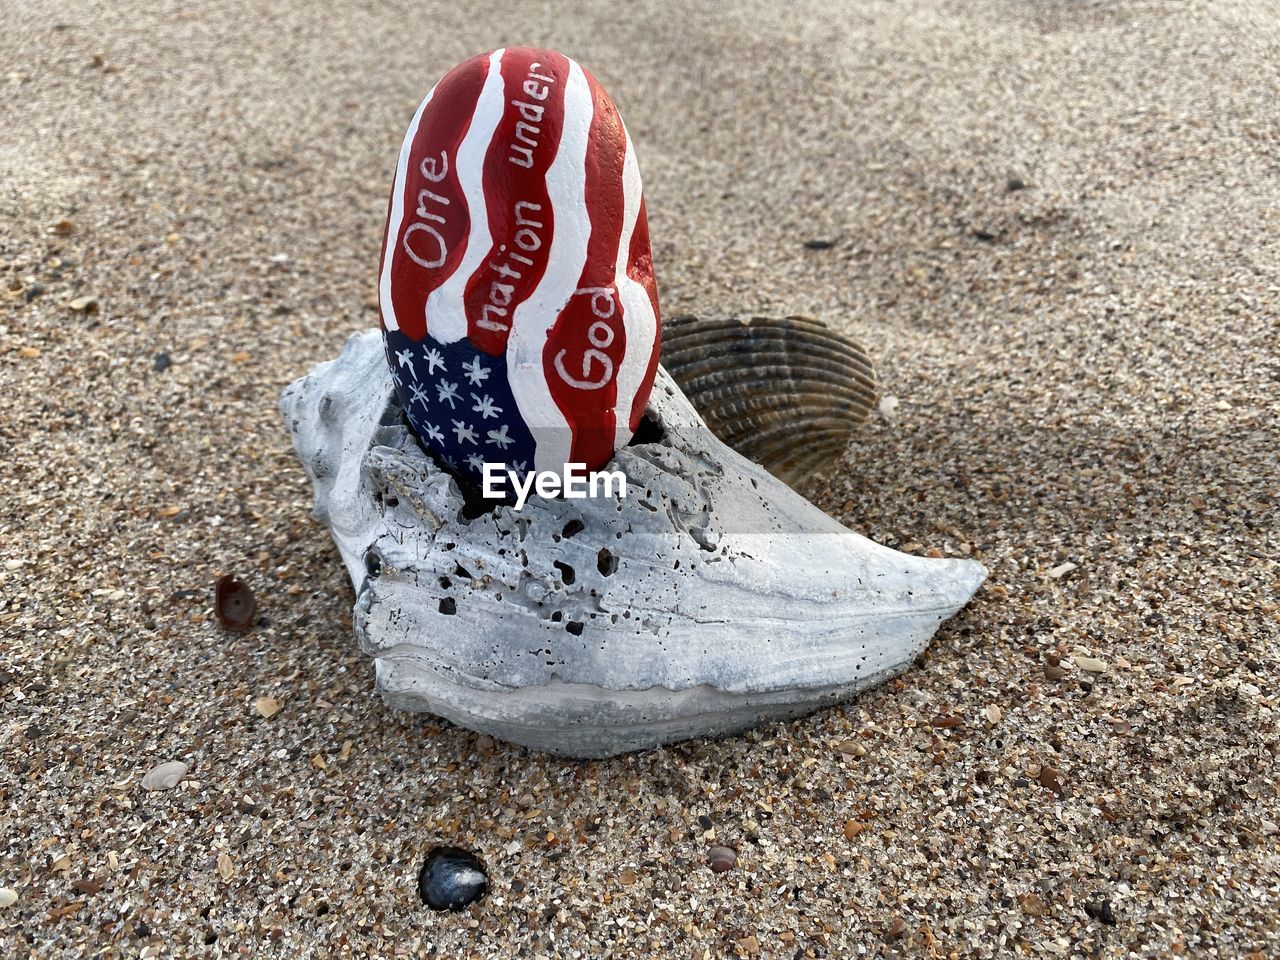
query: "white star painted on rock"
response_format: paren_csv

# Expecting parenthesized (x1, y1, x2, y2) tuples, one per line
(510, 460, 528, 474)
(485, 424, 514, 450)
(452, 420, 477, 445)
(471, 393, 502, 419)
(436, 380, 460, 409)
(408, 382, 430, 407)
(466, 453, 486, 472)
(423, 422, 444, 444)
(395, 348, 417, 379)
(423, 347, 446, 375)
(462, 357, 490, 386)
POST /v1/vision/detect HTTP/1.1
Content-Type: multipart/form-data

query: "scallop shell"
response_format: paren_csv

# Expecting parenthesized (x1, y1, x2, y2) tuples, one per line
(659, 315, 877, 486)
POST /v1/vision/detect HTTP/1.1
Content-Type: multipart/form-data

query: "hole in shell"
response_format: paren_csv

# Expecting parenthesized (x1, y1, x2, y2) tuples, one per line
(597, 548, 619, 577)
(628, 413, 665, 446)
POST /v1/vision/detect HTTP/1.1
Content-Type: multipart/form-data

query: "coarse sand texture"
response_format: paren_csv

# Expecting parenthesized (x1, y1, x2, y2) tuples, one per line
(1, 1, 1277, 956)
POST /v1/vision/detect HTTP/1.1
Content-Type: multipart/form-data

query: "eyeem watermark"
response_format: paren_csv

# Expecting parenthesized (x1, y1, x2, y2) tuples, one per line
(482, 462, 627, 511)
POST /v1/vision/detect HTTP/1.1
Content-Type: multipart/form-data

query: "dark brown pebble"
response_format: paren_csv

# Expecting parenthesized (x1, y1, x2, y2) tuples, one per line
(707, 845, 737, 873)
(1038, 765, 1066, 794)
(214, 575, 257, 631)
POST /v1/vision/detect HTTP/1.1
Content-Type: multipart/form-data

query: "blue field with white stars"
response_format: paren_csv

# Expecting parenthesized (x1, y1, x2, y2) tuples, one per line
(383, 329, 537, 488)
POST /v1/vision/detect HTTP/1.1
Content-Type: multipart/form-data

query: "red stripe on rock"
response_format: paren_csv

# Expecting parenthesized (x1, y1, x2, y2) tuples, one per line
(381, 53, 489, 341)
(463, 49, 569, 355)
(625, 194, 661, 432)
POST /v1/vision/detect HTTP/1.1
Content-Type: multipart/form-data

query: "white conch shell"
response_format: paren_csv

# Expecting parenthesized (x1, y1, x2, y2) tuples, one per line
(280, 331, 986, 758)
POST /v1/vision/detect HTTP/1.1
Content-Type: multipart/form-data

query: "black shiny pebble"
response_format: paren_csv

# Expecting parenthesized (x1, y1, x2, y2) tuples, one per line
(418, 846, 488, 911)
(1084, 898, 1116, 926)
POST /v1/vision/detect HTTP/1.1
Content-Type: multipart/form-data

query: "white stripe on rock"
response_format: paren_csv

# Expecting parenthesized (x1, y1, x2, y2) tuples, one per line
(507, 58, 593, 473)
(611, 124, 658, 450)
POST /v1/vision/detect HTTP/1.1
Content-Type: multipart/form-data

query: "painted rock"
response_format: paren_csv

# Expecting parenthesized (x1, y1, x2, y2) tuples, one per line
(378, 47, 661, 487)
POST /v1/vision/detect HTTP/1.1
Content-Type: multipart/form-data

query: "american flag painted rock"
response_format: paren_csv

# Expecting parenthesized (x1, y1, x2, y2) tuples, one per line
(378, 47, 662, 486)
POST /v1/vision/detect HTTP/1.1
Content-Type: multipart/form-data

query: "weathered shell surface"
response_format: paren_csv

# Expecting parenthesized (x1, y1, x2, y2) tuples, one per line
(280, 331, 984, 758)
(660, 315, 876, 486)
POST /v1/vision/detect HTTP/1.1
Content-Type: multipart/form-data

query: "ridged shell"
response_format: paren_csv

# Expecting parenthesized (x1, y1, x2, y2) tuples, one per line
(660, 315, 877, 486)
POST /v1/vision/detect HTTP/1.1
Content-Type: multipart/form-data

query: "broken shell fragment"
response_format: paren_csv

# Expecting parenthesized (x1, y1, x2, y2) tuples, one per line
(141, 760, 188, 791)
(419, 846, 488, 911)
(707, 846, 738, 873)
(660, 315, 876, 487)
(214, 574, 256, 631)
(280, 331, 985, 758)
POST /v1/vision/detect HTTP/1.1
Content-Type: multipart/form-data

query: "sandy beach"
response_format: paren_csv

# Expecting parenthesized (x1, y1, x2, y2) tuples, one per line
(2, 0, 1278, 955)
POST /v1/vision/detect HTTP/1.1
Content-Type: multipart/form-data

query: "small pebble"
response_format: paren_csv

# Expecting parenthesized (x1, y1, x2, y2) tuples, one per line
(418, 846, 488, 911)
(1038, 765, 1066, 794)
(0, 888, 16, 908)
(877, 395, 900, 419)
(67, 296, 98, 313)
(141, 760, 188, 791)
(707, 845, 737, 873)
(1020, 892, 1048, 916)
(153, 351, 172, 372)
(253, 696, 281, 719)
(1075, 656, 1107, 673)
(803, 238, 836, 250)
(1047, 562, 1078, 580)
(1084, 899, 1116, 925)
(214, 575, 257, 631)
